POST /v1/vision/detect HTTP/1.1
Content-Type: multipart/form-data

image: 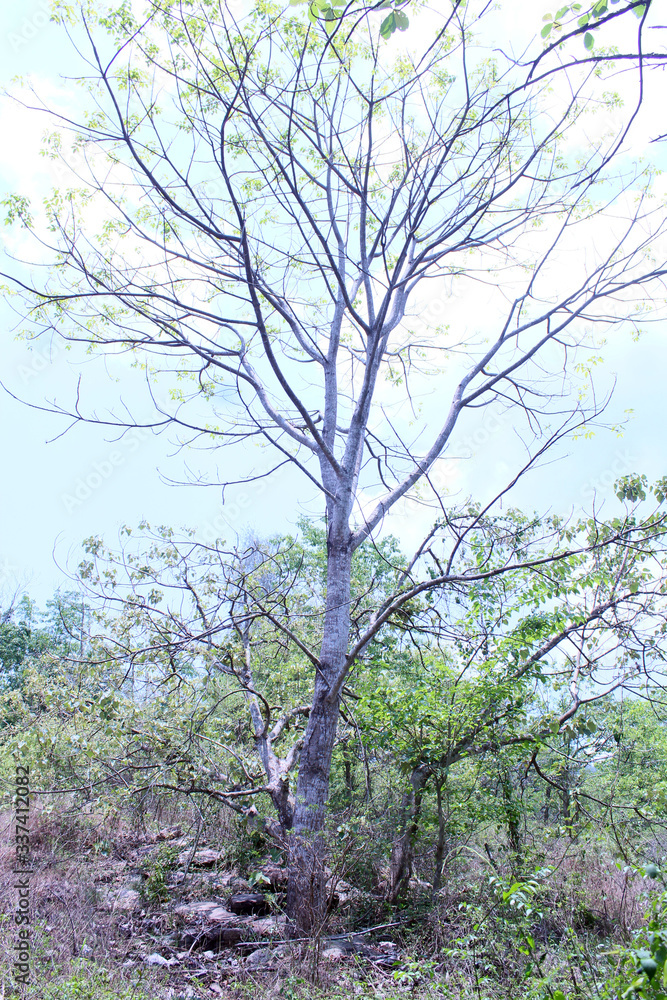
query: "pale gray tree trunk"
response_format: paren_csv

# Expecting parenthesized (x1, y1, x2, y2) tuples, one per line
(286, 534, 352, 934)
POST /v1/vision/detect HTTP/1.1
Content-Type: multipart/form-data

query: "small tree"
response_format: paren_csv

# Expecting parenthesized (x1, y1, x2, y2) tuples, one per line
(3, 0, 666, 929)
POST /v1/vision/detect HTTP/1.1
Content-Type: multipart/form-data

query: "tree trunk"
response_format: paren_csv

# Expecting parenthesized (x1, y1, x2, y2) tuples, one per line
(389, 765, 429, 903)
(286, 537, 352, 935)
(341, 737, 354, 808)
(500, 768, 523, 867)
(432, 774, 448, 898)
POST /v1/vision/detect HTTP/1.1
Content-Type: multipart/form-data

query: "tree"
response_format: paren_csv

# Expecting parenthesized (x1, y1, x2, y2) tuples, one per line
(356, 499, 667, 899)
(292, 0, 655, 48)
(0, 591, 84, 692)
(2, 0, 667, 930)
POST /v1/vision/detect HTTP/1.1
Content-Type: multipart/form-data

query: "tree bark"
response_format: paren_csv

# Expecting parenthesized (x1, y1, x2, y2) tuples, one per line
(432, 775, 448, 898)
(286, 537, 352, 934)
(388, 765, 430, 904)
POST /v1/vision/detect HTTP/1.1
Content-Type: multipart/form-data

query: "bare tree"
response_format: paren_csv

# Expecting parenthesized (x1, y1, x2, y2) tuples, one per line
(2, 0, 667, 929)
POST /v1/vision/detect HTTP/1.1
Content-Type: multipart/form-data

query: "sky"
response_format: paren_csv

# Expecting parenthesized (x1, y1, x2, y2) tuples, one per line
(0, 0, 666, 606)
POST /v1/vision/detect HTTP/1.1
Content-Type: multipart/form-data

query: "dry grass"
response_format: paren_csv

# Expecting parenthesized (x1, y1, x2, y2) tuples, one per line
(0, 804, 660, 1000)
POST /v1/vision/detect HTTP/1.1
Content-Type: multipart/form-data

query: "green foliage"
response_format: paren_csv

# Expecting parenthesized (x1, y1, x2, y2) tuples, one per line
(139, 843, 181, 905)
(2, 193, 33, 228)
(0, 591, 85, 693)
(27, 959, 150, 1000)
(541, 0, 648, 49)
(288, 0, 411, 40)
(608, 869, 667, 1000)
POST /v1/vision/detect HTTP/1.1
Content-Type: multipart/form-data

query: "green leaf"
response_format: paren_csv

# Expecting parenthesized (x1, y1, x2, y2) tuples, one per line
(395, 10, 409, 29)
(555, 6, 570, 18)
(380, 11, 396, 38)
(541, 22, 553, 37)
(584, 30, 594, 49)
(640, 957, 659, 979)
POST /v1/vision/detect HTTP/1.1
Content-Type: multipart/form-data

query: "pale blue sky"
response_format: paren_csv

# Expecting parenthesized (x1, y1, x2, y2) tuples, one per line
(0, 0, 666, 605)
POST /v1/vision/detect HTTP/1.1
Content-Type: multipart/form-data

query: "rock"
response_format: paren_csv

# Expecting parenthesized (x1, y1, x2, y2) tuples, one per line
(229, 892, 270, 916)
(332, 936, 374, 957)
(258, 863, 287, 890)
(144, 953, 178, 967)
(213, 873, 236, 889)
(250, 915, 286, 937)
(246, 948, 272, 968)
(177, 848, 224, 868)
(180, 925, 243, 950)
(156, 827, 182, 841)
(112, 889, 141, 912)
(207, 906, 236, 923)
(322, 946, 346, 961)
(174, 901, 228, 921)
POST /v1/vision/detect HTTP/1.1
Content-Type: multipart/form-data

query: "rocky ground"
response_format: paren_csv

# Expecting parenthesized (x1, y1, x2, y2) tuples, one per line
(0, 817, 410, 998)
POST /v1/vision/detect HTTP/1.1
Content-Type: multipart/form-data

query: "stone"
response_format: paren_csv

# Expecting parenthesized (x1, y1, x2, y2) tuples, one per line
(207, 907, 236, 923)
(246, 948, 272, 968)
(180, 925, 243, 950)
(145, 953, 176, 967)
(229, 892, 270, 916)
(174, 901, 223, 920)
(177, 848, 224, 867)
(322, 946, 346, 961)
(258, 863, 287, 889)
(112, 889, 141, 912)
(156, 826, 182, 841)
(250, 915, 286, 937)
